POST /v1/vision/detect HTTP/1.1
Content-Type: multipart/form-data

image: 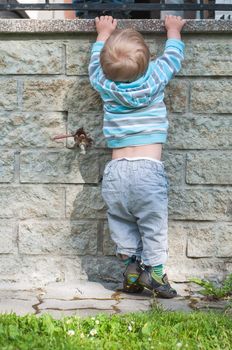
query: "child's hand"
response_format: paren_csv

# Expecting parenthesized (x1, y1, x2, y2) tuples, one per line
(95, 16, 117, 42)
(165, 15, 186, 40)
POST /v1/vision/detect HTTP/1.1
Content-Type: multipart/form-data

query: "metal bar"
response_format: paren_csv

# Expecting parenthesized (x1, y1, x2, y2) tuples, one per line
(200, 0, 204, 19)
(160, 0, 166, 12)
(0, 4, 231, 11)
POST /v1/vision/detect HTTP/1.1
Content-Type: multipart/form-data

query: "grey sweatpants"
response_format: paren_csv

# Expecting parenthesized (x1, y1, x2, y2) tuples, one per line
(101, 158, 169, 266)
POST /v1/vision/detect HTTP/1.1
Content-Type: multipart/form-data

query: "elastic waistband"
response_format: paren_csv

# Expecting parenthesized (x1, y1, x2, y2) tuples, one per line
(112, 157, 163, 164)
(106, 157, 164, 172)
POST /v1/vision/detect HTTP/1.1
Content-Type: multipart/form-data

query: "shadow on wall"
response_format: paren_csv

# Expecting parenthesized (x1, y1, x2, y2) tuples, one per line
(68, 151, 125, 286)
(62, 87, 125, 286)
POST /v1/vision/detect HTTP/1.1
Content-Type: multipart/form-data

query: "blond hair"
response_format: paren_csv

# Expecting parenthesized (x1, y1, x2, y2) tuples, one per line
(100, 29, 150, 82)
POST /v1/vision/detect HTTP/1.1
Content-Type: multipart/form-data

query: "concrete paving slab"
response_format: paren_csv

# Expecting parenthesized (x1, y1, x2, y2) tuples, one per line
(157, 297, 192, 313)
(43, 281, 115, 300)
(39, 299, 117, 312)
(0, 281, 225, 319)
(0, 299, 37, 316)
(0, 289, 40, 301)
(116, 299, 152, 314)
(171, 282, 194, 297)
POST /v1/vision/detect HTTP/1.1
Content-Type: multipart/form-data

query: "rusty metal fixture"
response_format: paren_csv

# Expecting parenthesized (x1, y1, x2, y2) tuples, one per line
(52, 127, 93, 154)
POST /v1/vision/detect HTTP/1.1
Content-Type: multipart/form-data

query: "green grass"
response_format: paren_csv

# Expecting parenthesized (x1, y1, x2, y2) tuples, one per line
(0, 310, 231, 350)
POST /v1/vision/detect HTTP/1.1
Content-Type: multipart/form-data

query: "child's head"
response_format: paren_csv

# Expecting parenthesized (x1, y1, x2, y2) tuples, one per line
(100, 29, 150, 83)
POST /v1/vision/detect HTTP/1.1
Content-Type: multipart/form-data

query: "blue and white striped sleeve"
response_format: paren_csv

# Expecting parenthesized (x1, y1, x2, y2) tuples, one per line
(152, 39, 185, 86)
(88, 41, 105, 92)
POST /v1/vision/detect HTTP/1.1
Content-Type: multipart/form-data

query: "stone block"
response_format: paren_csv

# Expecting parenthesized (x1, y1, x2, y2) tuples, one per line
(20, 149, 100, 184)
(0, 186, 64, 219)
(0, 221, 17, 253)
(162, 151, 186, 185)
(23, 78, 71, 111)
(165, 80, 189, 113)
(186, 151, 232, 185)
(20, 256, 69, 284)
(0, 112, 66, 148)
(68, 78, 103, 112)
(66, 40, 92, 75)
(0, 79, 17, 110)
(19, 220, 98, 255)
(217, 224, 232, 258)
(103, 221, 116, 256)
(66, 185, 106, 219)
(0, 255, 22, 282)
(181, 37, 232, 76)
(191, 80, 231, 113)
(0, 255, 84, 284)
(167, 114, 232, 150)
(168, 221, 187, 258)
(169, 188, 232, 221)
(166, 257, 227, 282)
(0, 151, 14, 183)
(23, 78, 102, 112)
(67, 111, 106, 148)
(187, 223, 216, 258)
(186, 222, 232, 259)
(146, 37, 164, 58)
(0, 41, 63, 75)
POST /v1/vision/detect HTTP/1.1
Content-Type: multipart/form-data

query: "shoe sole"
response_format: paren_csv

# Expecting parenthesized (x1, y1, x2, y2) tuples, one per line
(123, 284, 144, 293)
(138, 282, 177, 299)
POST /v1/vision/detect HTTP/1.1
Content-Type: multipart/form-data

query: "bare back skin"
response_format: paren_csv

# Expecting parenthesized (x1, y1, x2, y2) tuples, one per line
(112, 143, 162, 161)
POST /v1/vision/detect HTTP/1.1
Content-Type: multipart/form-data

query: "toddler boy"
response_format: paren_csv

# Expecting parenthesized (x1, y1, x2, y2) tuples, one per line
(89, 15, 186, 298)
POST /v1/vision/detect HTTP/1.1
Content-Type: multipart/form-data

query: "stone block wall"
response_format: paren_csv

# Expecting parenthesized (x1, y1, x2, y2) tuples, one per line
(0, 20, 231, 284)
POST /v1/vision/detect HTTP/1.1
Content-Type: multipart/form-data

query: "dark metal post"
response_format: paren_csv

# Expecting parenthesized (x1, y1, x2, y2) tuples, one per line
(200, 0, 204, 19)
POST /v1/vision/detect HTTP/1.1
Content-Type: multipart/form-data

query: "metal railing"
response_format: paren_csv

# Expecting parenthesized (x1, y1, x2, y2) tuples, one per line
(0, 1, 232, 20)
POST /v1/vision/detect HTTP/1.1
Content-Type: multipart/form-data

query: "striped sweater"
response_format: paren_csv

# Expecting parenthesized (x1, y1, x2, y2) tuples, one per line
(88, 38, 185, 148)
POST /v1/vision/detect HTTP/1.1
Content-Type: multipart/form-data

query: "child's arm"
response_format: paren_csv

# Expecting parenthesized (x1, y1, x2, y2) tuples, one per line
(151, 15, 186, 86)
(95, 16, 117, 42)
(88, 16, 117, 90)
(165, 15, 185, 40)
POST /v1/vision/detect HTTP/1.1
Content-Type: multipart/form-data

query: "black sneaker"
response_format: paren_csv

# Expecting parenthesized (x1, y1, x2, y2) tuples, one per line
(138, 266, 177, 298)
(123, 256, 144, 293)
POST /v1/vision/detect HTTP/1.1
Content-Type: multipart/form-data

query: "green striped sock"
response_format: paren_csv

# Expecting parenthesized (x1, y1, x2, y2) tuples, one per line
(122, 257, 132, 266)
(152, 264, 164, 277)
